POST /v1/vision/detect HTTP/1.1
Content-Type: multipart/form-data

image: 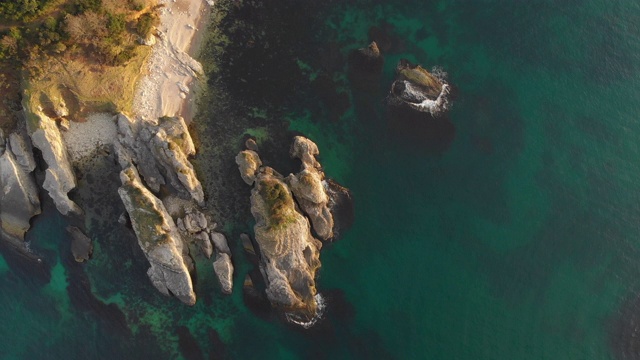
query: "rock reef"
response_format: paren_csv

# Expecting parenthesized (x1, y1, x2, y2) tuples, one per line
(118, 165, 196, 306)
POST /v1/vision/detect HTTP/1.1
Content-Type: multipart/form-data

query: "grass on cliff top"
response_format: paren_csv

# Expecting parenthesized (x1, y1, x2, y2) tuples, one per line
(2, 0, 158, 131)
(258, 178, 297, 230)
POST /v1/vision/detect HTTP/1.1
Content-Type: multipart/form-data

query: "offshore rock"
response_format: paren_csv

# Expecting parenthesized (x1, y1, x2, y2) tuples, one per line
(27, 110, 81, 215)
(118, 165, 196, 305)
(349, 41, 384, 74)
(66, 226, 93, 262)
(213, 252, 234, 294)
(250, 167, 322, 316)
(287, 136, 334, 240)
(388, 59, 452, 117)
(115, 114, 204, 206)
(0, 136, 41, 245)
(245, 138, 259, 152)
(235, 150, 262, 185)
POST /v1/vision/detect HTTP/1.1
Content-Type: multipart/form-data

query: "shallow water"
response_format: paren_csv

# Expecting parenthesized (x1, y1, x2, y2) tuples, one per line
(3, 0, 640, 359)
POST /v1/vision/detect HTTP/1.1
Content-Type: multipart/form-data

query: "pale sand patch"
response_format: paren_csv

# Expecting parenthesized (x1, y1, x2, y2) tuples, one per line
(62, 113, 117, 162)
(133, 0, 211, 123)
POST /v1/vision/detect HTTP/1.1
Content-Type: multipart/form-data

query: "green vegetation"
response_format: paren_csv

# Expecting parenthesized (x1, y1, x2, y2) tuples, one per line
(0, 0, 56, 21)
(136, 11, 158, 39)
(0, 0, 157, 131)
(259, 179, 297, 230)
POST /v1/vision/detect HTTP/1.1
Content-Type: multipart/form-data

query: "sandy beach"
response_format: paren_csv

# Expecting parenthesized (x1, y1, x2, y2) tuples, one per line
(133, 0, 211, 123)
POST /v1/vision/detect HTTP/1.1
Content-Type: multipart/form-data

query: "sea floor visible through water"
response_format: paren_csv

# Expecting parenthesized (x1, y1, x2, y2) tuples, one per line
(2, 0, 640, 359)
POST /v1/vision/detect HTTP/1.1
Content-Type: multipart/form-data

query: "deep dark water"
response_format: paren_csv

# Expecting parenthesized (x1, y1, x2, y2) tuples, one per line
(2, 0, 640, 359)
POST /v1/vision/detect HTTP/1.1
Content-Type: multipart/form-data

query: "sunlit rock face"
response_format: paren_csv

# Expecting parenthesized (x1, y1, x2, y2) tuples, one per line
(115, 113, 204, 206)
(0, 130, 41, 245)
(28, 110, 82, 215)
(118, 165, 196, 306)
(250, 167, 322, 317)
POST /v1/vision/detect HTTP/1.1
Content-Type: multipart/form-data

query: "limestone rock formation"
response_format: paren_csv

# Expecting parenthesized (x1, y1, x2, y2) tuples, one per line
(235, 150, 262, 185)
(27, 110, 82, 215)
(213, 252, 233, 294)
(115, 113, 204, 206)
(118, 165, 196, 306)
(250, 167, 322, 316)
(0, 133, 41, 245)
(66, 226, 93, 262)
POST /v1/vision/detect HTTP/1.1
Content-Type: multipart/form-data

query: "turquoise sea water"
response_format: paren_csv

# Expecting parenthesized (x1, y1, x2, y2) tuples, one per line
(2, 0, 640, 359)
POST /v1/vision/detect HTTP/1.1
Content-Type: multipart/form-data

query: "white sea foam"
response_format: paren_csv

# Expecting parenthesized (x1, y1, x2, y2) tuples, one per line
(285, 293, 326, 329)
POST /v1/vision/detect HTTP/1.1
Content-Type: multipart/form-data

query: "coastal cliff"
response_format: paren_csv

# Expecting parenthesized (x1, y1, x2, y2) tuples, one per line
(0, 129, 41, 247)
(24, 97, 82, 216)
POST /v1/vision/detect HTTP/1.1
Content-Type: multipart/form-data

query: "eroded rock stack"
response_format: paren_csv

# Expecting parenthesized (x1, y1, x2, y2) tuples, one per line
(236, 136, 352, 322)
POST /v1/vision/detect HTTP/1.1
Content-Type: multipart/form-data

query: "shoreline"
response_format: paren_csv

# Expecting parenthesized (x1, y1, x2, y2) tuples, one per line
(132, 0, 212, 124)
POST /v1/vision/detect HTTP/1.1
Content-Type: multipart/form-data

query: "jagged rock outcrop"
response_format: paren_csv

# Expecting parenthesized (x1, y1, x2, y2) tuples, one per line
(250, 166, 322, 316)
(118, 165, 196, 306)
(236, 136, 354, 322)
(115, 113, 204, 206)
(210, 232, 231, 255)
(66, 226, 93, 262)
(235, 150, 262, 185)
(213, 253, 233, 294)
(287, 136, 334, 240)
(0, 131, 41, 245)
(388, 59, 452, 117)
(27, 110, 81, 215)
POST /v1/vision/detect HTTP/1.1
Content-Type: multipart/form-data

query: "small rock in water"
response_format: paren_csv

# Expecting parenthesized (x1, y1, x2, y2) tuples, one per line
(210, 232, 231, 255)
(66, 226, 93, 262)
(245, 138, 259, 152)
(213, 253, 233, 294)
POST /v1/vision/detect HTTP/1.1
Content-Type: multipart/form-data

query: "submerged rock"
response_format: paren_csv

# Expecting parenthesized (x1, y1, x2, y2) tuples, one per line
(118, 165, 196, 306)
(388, 59, 452, 117)
(213, 252, 234, 294)
(66, 226, 93, 262)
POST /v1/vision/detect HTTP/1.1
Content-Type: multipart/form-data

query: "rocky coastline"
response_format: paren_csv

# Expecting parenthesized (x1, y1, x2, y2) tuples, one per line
(0, 0, 356, 332)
